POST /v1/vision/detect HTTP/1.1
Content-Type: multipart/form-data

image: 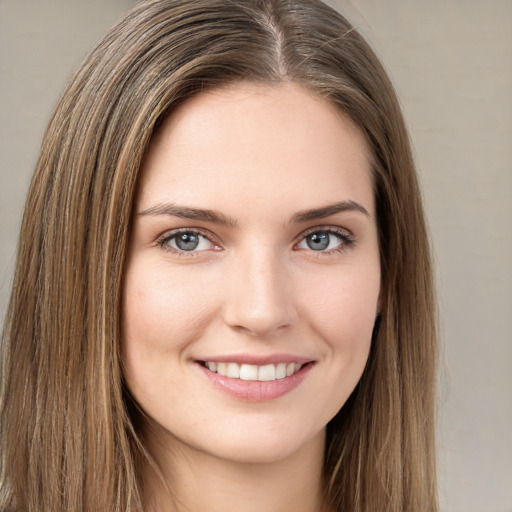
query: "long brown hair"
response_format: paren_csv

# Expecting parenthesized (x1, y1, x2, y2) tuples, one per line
(0, 1, 438, 510)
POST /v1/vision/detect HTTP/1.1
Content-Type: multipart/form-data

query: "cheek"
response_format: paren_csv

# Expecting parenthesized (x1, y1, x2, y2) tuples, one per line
(122, 261, 215, 351)
(296, 262, 380, 395)
(121, 261, 216, 401)
(277, 266, 380, 437)
(298, 264, 380, 341)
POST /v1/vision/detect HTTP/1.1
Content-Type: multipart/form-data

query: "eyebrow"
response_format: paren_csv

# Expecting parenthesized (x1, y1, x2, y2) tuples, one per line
(138, 200, 369, 227)
(138, 203, 238, 227)
(290, 200, 370, 223)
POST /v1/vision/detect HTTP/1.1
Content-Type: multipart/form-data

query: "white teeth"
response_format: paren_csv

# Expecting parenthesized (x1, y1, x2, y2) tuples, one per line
(240, 364, 258, 380)
(275, 363, 287, 379)
(226, 362, 240, 378)
(203, 361, 305, 381)
(258, 364, 276, 381)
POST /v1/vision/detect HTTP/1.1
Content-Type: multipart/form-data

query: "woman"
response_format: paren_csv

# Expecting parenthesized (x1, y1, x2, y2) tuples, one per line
(0, 0, 438, 511)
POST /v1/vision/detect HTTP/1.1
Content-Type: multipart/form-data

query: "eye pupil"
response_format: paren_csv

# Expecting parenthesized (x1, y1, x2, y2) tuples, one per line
(175, 232, 199, 251)
(306, 232, 330, 251)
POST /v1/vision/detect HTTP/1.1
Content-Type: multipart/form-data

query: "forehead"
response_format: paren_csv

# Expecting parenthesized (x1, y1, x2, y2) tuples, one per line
(137, 81, 374, 218)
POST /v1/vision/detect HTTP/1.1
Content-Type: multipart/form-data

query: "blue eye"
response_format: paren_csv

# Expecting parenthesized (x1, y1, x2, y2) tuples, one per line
(305, 232, 330, 251)
(174, 232, 200, 251)
(160, 230, 215, 252)
(297, 229, 353, 252)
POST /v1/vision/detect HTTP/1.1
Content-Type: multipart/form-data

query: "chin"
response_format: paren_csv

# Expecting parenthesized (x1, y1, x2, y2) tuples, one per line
(178, 420, 327, 466)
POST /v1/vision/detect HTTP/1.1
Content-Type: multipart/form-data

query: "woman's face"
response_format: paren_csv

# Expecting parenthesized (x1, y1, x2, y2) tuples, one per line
(122, 82, 381, 464)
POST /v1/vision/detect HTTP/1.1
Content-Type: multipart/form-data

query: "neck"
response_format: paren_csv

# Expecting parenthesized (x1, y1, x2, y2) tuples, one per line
(141, 426, 327, 512)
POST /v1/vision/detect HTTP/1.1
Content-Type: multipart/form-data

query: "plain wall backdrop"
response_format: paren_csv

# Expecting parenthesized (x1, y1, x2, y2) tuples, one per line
(1, 1, 511, 511)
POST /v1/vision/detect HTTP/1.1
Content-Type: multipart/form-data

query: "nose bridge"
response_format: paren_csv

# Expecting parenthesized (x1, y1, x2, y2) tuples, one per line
(223, 243, 294, 336)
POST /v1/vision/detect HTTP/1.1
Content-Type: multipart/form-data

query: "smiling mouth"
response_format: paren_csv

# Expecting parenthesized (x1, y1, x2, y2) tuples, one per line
(198, 361, 305, 382)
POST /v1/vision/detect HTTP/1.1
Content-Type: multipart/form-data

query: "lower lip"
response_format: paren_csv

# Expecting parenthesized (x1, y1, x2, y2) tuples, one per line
(196, 362, 314, 402)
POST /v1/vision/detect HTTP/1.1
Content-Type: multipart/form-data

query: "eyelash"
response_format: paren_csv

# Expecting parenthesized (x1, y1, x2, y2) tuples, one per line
(156, 226, 355, 256)
(296, 227, 356, 256)
(157, 228, 220, 256)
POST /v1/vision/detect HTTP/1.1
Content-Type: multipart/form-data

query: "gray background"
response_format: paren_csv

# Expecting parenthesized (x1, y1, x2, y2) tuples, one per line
(1, 1, 511, 510)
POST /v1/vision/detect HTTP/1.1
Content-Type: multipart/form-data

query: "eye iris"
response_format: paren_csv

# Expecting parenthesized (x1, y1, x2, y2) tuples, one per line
(175, 232, 199, 251)
(306, 232, 330, 251)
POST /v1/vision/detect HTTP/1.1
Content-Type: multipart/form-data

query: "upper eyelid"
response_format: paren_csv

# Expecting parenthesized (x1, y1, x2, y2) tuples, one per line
(156, 225, 354, 249)
(293, 226, 355, 252)
(157, 228, 221, 253)
(159, 227, 217, 242)
(297, 225, 353, 240)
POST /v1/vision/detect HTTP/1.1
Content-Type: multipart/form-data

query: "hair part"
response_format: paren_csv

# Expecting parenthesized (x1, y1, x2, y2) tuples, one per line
(0, 1, 438, 511)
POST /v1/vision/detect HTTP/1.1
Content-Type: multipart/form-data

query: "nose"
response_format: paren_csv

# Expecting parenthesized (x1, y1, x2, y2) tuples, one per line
(222, 247, 297, 337)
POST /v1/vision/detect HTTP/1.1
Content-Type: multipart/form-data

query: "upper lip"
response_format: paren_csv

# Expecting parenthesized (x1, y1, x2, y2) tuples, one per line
(195, 353, 314, 366)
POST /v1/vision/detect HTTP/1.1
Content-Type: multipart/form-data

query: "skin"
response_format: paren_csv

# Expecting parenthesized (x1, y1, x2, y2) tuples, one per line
(122, 81, 381, 512)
